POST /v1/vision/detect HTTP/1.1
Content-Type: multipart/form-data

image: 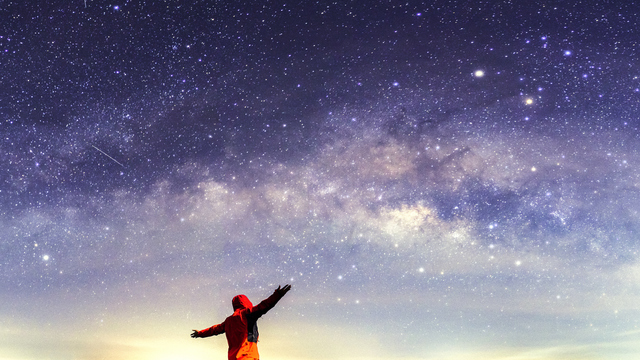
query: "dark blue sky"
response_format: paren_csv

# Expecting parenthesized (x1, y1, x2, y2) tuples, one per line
(2, 1, 640, 359)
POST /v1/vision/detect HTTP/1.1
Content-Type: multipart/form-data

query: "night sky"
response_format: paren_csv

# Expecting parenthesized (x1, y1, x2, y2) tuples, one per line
(2, 1, 640, 359)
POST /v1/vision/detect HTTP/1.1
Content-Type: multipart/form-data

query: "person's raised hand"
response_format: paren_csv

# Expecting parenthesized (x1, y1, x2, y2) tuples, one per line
(275, 284, 292, 296)
(191, 330, 199, 338)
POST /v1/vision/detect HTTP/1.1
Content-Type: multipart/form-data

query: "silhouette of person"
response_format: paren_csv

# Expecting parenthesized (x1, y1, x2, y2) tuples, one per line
(191, 284, 292, 360)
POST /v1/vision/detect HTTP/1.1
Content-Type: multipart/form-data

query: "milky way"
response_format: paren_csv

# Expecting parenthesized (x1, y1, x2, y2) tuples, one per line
(2, 1, 640, 359)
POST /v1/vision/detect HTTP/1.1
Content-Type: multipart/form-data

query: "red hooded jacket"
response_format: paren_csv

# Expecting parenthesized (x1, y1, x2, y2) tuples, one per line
(195, 290, 286, 360)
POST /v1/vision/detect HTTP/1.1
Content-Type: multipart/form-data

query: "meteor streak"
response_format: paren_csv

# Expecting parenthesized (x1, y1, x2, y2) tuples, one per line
(92, 145, 125, 167)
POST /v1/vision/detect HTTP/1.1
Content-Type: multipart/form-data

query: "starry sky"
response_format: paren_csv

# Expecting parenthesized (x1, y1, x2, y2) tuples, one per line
(2, 1, 640, 359)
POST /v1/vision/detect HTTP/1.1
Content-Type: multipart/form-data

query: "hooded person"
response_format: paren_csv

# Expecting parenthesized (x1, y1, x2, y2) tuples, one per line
(191, 284, 292, 360)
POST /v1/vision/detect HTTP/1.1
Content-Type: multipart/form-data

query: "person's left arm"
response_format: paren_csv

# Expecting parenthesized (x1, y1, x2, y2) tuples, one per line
(191, 322, 225, 338)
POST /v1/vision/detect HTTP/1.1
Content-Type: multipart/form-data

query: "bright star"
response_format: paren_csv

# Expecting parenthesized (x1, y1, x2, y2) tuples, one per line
(474, 70, 485, 78)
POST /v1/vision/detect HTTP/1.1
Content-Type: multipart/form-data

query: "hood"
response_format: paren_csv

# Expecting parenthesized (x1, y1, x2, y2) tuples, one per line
(232, 294, 253, 310)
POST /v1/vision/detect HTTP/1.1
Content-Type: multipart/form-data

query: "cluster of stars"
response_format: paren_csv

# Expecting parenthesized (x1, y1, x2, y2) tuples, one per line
(2, 1, 640, 359)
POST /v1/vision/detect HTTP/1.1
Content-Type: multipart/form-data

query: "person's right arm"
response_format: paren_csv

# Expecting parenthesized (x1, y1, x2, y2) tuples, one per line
(248, 284, 292, 319)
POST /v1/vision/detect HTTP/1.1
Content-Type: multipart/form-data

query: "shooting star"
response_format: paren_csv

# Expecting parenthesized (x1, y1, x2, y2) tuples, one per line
(92, 145, 125, 167)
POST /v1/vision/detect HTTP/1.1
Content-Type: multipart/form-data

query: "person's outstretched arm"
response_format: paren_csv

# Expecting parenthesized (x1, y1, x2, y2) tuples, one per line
(191, 322, 225, 338)
(248, 284, 292, 318)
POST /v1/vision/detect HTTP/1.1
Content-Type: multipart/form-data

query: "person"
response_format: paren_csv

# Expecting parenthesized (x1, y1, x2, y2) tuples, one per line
(191, 284, 292, 360)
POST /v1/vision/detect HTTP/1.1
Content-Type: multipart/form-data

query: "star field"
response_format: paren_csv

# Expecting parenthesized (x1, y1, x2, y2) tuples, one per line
(2, 1, 640, 359)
